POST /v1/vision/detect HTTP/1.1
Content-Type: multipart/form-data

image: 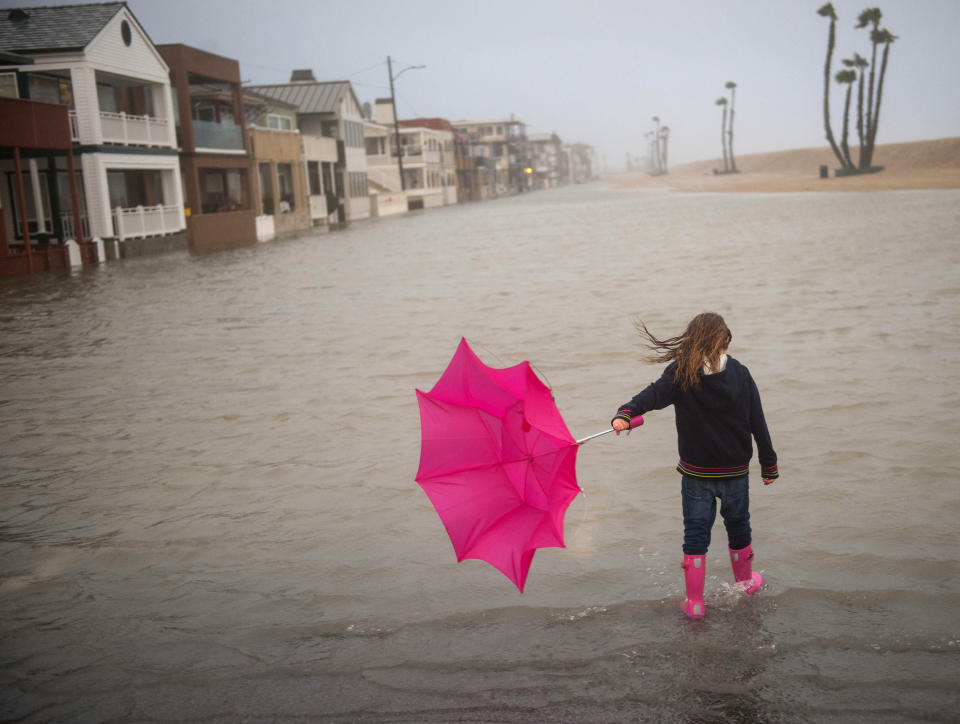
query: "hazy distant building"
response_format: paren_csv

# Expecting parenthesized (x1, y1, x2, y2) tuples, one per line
(526, 132, 564, 189)
(362, 117, 408, 217)
(365, 101, 457, 213)
(452, 129, 497, 202)
(395, 118, 457, 209)
(563, 142, 599, 184)
(247, 73, 369, 224)
(243, 90, 311, 241)
(450, 118, 530, 195)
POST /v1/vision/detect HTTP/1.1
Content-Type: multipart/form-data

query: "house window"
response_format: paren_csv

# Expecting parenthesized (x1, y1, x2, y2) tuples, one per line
(347, 172, 367, 198)
(5, 170, 52, 239)
(267, 114, 292, 131)
(321, 120, 338, 138)
(321, 162, 334, 197)
(0, 73, 16, 98)
(199, 168, 245, 213)
(343, 120, 364, 148)
(277, 163, 295, 211)
(364, 137, 383, 156)
(94, 86, 119, 115)
(106, 169, 164, 209)
(308, 161, 322, 195)
(258, 163, 274, 215)
(193, 101, 215, 122)
(27, 74, 74, 108)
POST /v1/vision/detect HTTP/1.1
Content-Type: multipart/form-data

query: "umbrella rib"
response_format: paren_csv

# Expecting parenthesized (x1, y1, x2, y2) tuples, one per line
(461, 501, 535, 560)
(416, 442, 576, 483)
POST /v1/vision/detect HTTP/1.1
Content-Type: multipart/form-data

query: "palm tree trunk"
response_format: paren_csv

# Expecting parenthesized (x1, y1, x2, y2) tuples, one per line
(840, 84, 853, 167)
(862, 34, 879, 169)
(721, 106, 729, 172)
(865, 41, 891, 168)
(822, 19, 847, 167)
(856, 71, 866, 166)
(728, 88, 737, 172)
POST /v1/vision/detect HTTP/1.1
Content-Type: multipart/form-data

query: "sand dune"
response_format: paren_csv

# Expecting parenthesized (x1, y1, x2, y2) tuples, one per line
(609, 137, 960, 193)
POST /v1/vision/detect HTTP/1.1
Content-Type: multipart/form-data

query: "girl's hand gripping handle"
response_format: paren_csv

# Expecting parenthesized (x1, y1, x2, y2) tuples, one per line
(613, 416, 644, 435)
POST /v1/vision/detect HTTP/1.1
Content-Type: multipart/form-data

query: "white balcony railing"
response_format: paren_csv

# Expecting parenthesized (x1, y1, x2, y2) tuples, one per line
(100, 112, 170, 147)
(391, 145, 422, 158)
(112, 204, 182, 240)
(61, 212, 90, 241)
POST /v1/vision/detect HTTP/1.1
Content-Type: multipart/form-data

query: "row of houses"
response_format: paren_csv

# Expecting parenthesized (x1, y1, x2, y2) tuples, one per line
(0, 2, 599, 276)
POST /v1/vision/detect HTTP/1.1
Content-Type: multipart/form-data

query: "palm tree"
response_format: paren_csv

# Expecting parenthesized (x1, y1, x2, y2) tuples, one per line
(817, 3, 848, 169)
(835, 69, 858, 168)
(725, 81, 738, 172)
(651, 116, 662, 174)
(856, 8, 883, 167)
(659, 125, 670, 173)
(864, 27, 897, 168)
(844, 53, 869, 163)
(715, 98, 729, 172)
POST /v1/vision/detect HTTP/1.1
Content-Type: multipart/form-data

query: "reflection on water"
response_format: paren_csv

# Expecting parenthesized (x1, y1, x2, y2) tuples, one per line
(2, 186, 959, 721)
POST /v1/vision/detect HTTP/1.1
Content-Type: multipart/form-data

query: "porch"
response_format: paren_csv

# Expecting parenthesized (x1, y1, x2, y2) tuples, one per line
(0, 97, 98, 276)
(23, 67, 174, 148)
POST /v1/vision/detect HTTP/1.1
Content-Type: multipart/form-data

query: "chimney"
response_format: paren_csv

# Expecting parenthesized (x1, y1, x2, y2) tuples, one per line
(289, 69, 316, 83)
(374, 98, 395, 125)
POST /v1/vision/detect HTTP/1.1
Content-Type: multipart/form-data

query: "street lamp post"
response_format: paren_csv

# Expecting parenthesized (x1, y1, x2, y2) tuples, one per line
(387, 56, 425, 192)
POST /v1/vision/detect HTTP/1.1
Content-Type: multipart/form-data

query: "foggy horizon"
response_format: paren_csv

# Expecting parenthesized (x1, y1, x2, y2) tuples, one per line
(1, 0, 958, 170)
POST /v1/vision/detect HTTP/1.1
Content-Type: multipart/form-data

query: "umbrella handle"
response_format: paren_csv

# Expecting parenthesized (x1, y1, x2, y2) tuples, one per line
(575, 415, 644, 445)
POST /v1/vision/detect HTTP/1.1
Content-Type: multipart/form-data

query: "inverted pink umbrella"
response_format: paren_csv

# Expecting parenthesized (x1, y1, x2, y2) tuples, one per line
(415, 338, 642, 592)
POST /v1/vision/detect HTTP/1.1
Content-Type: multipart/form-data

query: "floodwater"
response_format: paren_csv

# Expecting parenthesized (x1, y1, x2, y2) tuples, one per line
(2, 184, 959, 722)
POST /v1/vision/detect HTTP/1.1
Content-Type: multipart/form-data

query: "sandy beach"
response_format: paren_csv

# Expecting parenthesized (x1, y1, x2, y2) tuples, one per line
(609, 136, 960, 193)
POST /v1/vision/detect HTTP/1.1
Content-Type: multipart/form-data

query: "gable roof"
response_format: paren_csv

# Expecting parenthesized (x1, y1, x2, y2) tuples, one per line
(243, 87, 300, 110)
(0, 2, 125, 53)
(398, 118, 453, 133)
(245, 81, 361, 116)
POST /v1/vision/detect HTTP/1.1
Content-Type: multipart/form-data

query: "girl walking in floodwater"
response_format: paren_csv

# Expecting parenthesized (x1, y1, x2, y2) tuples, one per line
(611, 312, 778, 618)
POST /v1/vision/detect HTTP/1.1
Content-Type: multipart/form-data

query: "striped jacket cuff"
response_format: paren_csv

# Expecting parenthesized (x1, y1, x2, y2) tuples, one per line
(761, 464, 779, 479)
(611, 410, 633, 426)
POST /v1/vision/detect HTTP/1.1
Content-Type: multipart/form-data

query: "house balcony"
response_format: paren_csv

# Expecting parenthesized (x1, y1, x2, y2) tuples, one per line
(69, 109, 174, 147)
(390, 146, 442, 166)
(192, 119, 244, 152)
(391, 145, 422, 158)
(112, 204, 183, 241)
(100, 111, 170, 147)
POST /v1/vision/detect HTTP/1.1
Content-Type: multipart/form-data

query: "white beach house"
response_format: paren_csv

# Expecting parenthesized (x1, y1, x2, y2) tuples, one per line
(0, 3, 186, 259)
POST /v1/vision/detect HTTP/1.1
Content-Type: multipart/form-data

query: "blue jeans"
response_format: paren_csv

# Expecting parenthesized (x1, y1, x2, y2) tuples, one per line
(681, 474, 752, 555)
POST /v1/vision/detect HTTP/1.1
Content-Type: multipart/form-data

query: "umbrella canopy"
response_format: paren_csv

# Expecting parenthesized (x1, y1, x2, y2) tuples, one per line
(415, 338, 581, 592)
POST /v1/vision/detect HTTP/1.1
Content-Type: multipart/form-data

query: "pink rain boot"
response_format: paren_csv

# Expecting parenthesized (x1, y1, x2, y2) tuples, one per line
(681, 554, 706, 619)
(729, 544, 763, 594)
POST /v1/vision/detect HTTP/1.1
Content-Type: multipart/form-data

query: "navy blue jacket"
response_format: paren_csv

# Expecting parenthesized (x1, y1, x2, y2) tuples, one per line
(613, 356, 778, 479)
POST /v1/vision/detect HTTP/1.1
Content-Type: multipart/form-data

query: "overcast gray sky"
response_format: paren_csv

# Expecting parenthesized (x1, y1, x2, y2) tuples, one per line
(10, 0, 960, 170)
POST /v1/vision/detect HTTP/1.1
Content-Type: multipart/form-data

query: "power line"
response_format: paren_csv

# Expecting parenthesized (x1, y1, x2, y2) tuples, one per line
(348, 60, 387, 77)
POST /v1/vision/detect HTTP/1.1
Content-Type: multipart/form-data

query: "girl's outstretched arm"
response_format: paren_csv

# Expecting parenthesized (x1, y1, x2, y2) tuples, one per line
(611, 362, 678, 432)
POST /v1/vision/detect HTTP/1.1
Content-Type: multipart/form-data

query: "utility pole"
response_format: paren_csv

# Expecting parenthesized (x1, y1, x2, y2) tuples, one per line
(387, 55, 405, 191)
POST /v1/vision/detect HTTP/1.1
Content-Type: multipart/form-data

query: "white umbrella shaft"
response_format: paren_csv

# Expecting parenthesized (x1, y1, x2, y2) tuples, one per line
(575, 415, 643, 445)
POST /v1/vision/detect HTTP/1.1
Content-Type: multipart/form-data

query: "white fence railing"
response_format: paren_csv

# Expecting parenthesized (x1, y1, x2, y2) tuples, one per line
(112, 205, 182, 240)
(100, 112, 171, 147)
(61, 212, 90, 241)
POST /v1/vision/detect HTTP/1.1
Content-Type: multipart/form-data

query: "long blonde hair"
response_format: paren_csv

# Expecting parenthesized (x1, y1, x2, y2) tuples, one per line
(635, 312, 732, 391)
